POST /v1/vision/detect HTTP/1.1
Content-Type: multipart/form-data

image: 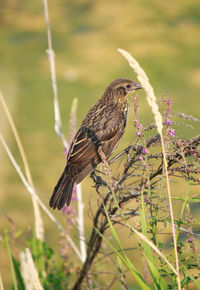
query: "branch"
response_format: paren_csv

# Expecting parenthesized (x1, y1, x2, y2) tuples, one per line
(72, 134, 200, 288)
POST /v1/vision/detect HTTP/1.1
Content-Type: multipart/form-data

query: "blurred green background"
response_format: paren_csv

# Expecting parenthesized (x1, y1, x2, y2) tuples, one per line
(0, 0, 200, 288)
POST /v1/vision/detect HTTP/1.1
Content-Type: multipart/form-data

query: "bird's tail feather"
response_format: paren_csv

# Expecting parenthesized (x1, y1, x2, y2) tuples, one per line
(49, 171, 75, 210)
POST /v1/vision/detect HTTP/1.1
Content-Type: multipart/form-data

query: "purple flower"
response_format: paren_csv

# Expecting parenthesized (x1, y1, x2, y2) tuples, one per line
(67, 208, 75, 215)
(71, 185, 77, 201)
(72, 193, 77, 201)
(68, 219, 73, 225)
(192, 151, 198, 158)
(139, 155, 143, 161)
(62, 204, 68, 215)
(72, 186, 77, 194)
(135, 124, 143, 136)
(188, 238, 193, 243)
(164, 99, 173, 106)
(169, 128, 175, 137)
(165, 119, 172, 126)
(62, 204, 76, 216)
(142, 147, 149, 155)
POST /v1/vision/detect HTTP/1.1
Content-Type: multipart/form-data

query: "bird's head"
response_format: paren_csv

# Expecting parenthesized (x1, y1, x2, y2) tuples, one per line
(106, 78, 142, 103)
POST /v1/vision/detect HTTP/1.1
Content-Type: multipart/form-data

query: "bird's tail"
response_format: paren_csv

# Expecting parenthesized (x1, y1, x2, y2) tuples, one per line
(49, 171, 75, 210)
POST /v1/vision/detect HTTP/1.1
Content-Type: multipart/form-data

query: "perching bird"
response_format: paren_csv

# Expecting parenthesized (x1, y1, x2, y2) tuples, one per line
(49, 78, 142, 210)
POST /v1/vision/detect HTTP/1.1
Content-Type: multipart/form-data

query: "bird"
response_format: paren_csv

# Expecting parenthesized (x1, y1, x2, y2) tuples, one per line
(49, 78, 142, 210)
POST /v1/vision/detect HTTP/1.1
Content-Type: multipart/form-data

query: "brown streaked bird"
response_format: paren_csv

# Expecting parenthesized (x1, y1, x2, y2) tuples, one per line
(49, 78, 142, 210)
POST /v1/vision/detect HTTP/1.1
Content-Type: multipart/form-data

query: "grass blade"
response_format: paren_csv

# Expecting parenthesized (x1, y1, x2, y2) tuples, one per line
(5, 235, 18, 290)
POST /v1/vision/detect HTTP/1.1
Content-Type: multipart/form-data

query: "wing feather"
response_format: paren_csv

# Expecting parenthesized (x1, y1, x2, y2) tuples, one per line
(66, 110, 126, 183)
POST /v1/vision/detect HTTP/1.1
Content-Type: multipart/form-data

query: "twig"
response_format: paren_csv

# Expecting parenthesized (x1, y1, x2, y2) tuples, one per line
(174, 112, 199, 122)
(98, 146, 114, 191)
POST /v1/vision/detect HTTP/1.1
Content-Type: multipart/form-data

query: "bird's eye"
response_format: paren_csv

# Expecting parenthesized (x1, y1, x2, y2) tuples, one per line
(126, 84, 132, 89)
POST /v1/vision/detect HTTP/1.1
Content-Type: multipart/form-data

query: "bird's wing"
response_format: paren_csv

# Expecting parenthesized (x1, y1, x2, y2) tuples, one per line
(66, 116, 125, 182)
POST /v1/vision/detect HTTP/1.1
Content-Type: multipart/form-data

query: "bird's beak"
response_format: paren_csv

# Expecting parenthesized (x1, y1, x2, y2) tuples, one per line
(135, 83, 142, 90)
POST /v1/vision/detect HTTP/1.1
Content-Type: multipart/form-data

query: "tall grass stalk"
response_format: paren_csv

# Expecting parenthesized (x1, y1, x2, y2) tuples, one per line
(5, 235, 18, 290)
(118, 48, 181, 289)
(42, 0, 67, 148)
(42, 0, 86, 263)
(0, 274, 5, 290)
(20, 248, 43, 290)
(76, 183, 86, 263)
(0, 91, 44, 241)
(69, 98, 86, 263)
(0, 133, 82, 261)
